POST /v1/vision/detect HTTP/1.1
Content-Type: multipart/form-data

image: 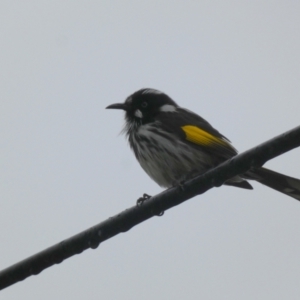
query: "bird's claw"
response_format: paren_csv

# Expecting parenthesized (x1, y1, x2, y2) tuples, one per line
(136, 193, 152, 206)
(136, 194, 164, 216)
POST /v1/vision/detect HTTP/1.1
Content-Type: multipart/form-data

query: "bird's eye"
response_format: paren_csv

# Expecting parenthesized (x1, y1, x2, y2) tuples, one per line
(141, 102, 148, 108)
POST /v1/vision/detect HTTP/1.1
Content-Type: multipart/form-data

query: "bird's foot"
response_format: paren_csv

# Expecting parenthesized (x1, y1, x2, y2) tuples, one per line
(136, 193, 152, 206)
(136, 194, 164, 216)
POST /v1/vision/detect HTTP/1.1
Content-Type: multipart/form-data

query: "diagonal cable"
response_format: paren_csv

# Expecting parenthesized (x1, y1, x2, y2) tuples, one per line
(0, 125, 300, 290)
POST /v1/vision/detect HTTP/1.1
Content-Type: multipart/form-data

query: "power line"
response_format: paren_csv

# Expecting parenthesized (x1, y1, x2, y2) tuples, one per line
(0, 125, 300, 290)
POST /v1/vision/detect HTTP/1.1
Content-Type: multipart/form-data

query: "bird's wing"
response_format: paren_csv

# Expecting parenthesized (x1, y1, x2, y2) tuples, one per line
(156, 107, 238, 159)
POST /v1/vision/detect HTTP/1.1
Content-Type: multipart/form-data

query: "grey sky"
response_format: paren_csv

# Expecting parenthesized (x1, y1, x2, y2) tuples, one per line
(1, 1, 300, 299)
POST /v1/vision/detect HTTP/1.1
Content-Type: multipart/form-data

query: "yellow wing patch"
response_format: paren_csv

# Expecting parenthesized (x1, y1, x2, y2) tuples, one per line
(181, 125, 229, 147)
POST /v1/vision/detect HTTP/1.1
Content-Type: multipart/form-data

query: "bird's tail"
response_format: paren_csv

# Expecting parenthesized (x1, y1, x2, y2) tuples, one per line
(245, 167, 300, 201)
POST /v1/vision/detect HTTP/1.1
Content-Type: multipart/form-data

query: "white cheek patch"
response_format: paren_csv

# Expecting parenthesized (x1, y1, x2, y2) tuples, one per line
(134, 109, 143, 118)
(159, 104, 177, 112)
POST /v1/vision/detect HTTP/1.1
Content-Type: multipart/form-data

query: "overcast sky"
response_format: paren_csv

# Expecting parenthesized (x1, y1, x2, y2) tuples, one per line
(1, 1, 300, 299)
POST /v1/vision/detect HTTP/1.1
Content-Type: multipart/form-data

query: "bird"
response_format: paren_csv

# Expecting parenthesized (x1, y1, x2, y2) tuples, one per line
(106, 88, 300, 201)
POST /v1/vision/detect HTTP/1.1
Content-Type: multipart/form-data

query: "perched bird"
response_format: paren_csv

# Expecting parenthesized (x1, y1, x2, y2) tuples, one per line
(106, 88, 300, 201)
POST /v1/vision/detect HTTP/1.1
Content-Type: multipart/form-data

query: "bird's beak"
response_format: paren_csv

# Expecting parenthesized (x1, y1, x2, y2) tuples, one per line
(106, 103, 127, 110)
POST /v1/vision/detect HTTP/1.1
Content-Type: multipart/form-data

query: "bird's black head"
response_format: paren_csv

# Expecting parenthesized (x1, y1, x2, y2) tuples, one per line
(106, 88, 178, 126)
